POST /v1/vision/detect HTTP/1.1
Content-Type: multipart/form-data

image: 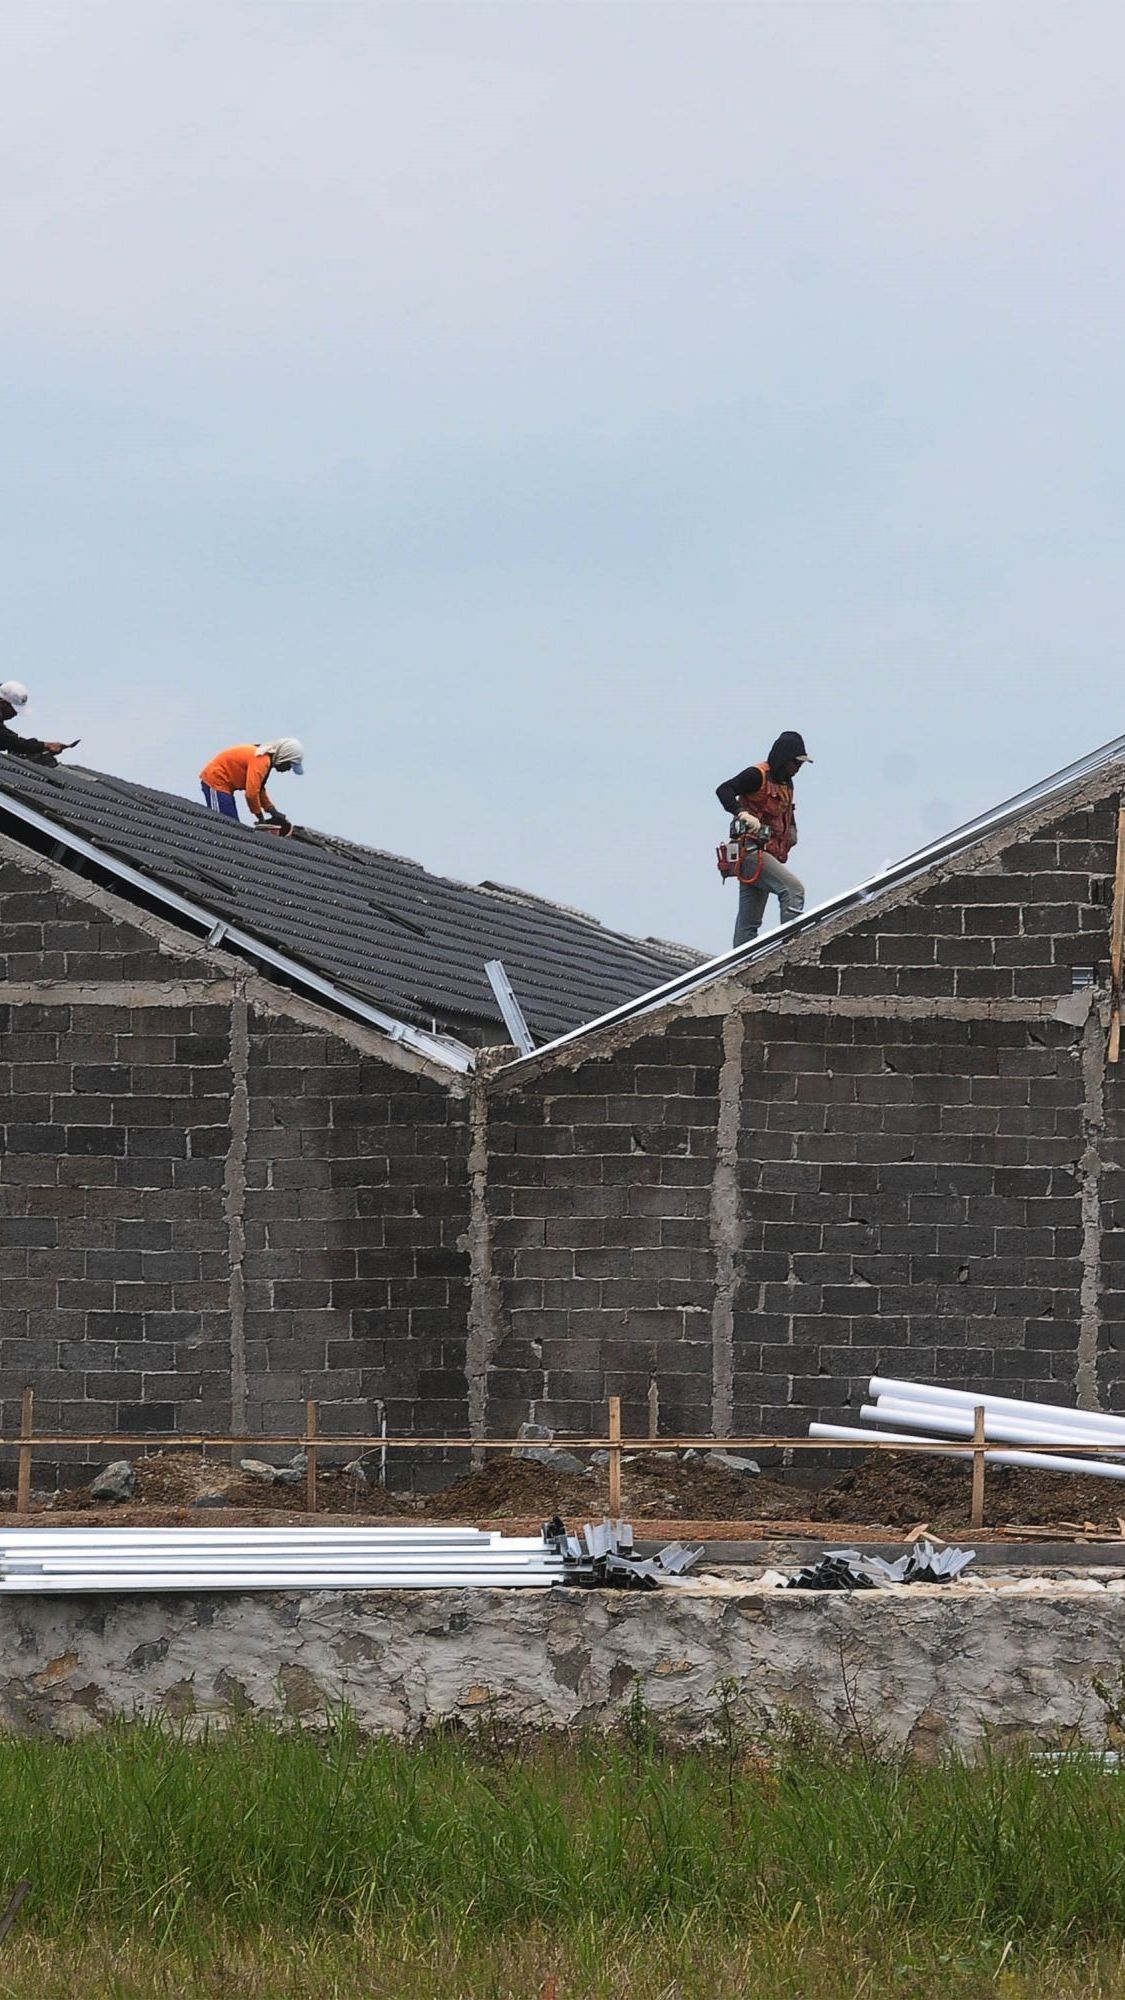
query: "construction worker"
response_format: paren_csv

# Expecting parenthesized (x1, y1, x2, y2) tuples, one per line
(0, 682, 74, 763)
(199, 739, 305, 829)
(716, 730, 812, 948)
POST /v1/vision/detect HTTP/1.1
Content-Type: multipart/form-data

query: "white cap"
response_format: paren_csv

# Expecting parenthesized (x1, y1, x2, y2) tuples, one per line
(0, 681, 29, 711)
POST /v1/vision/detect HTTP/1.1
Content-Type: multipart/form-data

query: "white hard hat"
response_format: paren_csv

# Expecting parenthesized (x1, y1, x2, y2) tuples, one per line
(0, 681, 29, 711)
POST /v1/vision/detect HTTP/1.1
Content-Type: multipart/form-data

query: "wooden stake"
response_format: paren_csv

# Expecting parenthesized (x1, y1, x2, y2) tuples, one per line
(1108, 805, 1125, 1062)
(607, 1395, 622, 1516)
(970, 1404, 986, 1529)
(16, 1389, 33, 1515)
(305, 1400, 318, 1513)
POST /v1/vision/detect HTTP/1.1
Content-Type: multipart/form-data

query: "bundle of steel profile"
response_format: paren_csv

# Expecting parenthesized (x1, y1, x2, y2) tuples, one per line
(0, 1525, 569, 1593)
(808, 1374, 1125, 1482)
(0, 1521, 698, 1593)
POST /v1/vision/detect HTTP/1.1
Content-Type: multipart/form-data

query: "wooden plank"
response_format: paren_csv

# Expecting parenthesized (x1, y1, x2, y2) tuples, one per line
(305, 1400, 318, 1513)
(16, 1389, 33, 1515)
(607, 1396, 622, 1515)
(970, 1404, 987, 1528)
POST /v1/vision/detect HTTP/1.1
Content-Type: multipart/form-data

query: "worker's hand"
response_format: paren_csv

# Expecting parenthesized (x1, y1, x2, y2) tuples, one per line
(44, 741, 69, 756)
(737, 811, 762, 833)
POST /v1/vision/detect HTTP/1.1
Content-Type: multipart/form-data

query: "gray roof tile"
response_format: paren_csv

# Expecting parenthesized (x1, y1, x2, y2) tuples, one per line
(0, 759, 700, 1043)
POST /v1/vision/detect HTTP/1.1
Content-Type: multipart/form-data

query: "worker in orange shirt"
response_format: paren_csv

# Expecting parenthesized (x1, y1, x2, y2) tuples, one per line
(199, 739, 305, 829)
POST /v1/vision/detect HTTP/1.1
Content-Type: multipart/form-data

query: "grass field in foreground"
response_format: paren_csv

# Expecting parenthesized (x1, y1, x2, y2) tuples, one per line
(0, 1714, 1121, 1994)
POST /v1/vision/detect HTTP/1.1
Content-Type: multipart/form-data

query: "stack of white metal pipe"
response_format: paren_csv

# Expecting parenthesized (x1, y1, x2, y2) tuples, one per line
(0, 1525, 573, 1593)
(809, 1375, 1125, 1482)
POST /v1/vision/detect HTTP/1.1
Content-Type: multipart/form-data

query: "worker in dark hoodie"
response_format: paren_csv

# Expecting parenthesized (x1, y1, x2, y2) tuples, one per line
(0, 682, 73, 763)
(716, 730, 812, 948)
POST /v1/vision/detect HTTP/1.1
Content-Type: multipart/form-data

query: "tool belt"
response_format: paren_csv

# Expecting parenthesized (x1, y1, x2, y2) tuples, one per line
(716, 821, 770, 886)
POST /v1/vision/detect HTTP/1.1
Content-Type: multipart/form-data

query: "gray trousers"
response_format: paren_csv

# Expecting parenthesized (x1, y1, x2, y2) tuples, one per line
(734, 851, 805, 947)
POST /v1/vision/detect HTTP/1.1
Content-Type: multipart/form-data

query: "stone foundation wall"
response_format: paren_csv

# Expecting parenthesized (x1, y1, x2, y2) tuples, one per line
(1, 1580, 1120, 1755)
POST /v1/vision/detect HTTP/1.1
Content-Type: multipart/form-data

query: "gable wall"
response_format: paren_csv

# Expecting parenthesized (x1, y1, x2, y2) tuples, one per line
(0, 850, 470, 1488)
(478, 791, 1125, 1443)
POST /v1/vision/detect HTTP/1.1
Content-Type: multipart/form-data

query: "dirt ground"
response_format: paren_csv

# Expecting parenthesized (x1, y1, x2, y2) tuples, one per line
(10, 1446, 1125, 1540)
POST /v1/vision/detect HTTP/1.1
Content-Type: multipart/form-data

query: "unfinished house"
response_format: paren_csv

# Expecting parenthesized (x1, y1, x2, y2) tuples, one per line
(0, 759, 693, 1465)
(482, 738, 1125, 1444)
(1, 735, 1124, 1478)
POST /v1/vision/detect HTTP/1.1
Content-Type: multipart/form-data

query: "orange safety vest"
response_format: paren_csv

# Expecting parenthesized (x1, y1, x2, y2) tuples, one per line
(738, 761, 796, 862)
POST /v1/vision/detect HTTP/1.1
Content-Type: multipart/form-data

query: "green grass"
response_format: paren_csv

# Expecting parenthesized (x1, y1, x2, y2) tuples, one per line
(0, 1714, 1123, 1993)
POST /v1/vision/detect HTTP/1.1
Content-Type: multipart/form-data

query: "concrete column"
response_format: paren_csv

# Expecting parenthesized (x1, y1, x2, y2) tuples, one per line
(709, 1010, 745, 1435)
(1077, 1000, 1108, 1411)
(224, 983, 250, 1441)
(465, 1076, 503, 1452)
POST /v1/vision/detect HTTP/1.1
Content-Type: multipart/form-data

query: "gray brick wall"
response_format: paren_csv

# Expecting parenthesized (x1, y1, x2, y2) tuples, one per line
(0, 860, 219, 983)
(734, 1010, 1086, 1432)
(244, 1011, 471, 1456)
(759, 802, 1118, 1003)
(483, 786, 1125, 1443)
(486, 1018, 723, 1440)
(0, 995, 232, 1450)
(0, 856, 473, 1487)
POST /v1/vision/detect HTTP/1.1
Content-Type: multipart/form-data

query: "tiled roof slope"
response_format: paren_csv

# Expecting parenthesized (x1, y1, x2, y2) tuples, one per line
(0, 759, 699, 1044)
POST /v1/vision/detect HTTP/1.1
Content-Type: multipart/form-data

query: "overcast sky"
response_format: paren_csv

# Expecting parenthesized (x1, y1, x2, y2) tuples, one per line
(2, 1, 1123, 955)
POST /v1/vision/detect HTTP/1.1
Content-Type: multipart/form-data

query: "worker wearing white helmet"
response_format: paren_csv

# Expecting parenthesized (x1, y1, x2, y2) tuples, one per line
(0, 682, 73, 763)
(199, 738, 305, 830)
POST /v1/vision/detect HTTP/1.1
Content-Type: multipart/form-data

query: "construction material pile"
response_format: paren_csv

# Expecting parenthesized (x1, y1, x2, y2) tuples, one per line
(0, 1521, 699, 1594)
(780, 1539, 975, 1591)
(543, 1516, 700, 1586)
(810, 1377, 1125, 1482)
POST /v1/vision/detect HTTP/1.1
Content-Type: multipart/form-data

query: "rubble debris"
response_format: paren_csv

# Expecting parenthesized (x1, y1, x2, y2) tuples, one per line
(238, 1453, 306, 1488)
(89, 1462, 135, 1504)
(514, 1424, 590, 1477)
(240, 1459, 281, 1484)
(683, 1448, 761, 1476)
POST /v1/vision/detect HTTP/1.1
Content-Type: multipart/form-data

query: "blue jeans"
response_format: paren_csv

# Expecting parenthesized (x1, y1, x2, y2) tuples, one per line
(201, 783, 240, 820)
(734, 851, 805, 947)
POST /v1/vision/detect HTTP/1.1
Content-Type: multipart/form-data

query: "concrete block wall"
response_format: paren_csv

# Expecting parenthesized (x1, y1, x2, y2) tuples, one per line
(483, 1019, 723, 1441)
(733, 1010, 1088, 1432)
(244, 1009, 471, 1452)
(0, 991, 232, 1446)
(0, 845, 472, 1484)
(758, 803, 1117, 1004)
(476, 782, 1125, 1441)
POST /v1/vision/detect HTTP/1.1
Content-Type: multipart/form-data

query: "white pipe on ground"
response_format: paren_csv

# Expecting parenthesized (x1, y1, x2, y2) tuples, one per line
(869, 1398, 1125, 1454)
(808, 1421, 1125, 1481)
(869, 1377, 1125, 1442)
